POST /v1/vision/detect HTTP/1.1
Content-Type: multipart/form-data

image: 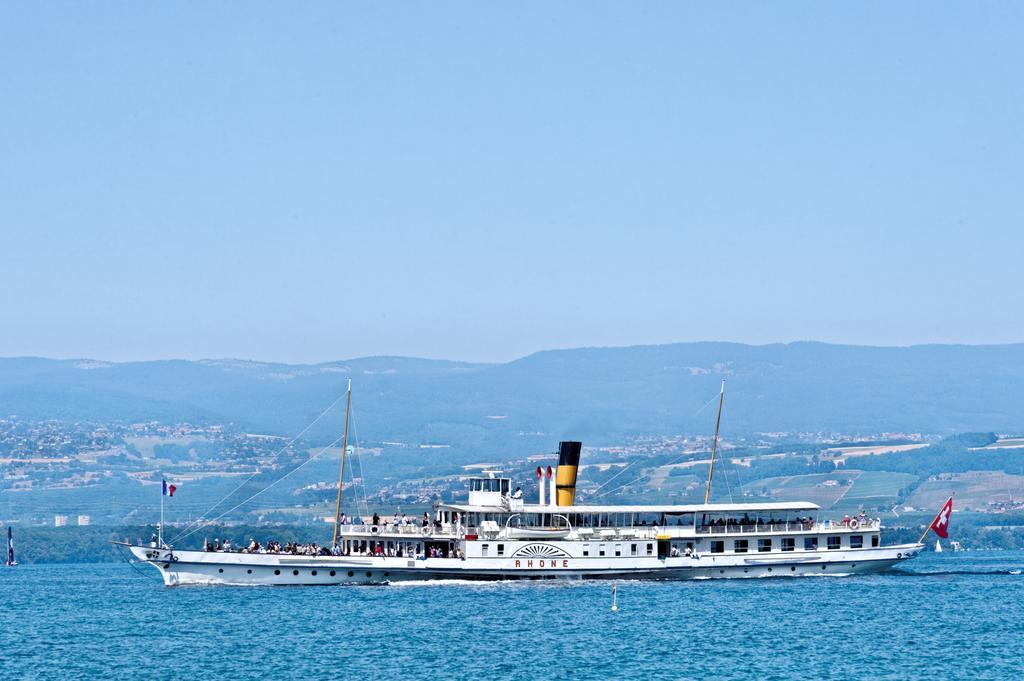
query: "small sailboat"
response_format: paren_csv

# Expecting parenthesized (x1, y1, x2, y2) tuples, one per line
(611, 583, 619, 612)
(6, 526, 16, 566)
(935, 539, 943, 553)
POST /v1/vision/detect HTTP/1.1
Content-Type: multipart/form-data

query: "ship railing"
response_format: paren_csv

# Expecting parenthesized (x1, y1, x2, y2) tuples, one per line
(336, 523, 460, 537)
(694, 519, 879, 535)
(695, 522, 815, 535)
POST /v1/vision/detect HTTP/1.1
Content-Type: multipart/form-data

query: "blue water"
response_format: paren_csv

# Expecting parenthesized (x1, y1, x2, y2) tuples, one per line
(2, 553, 1022, 680)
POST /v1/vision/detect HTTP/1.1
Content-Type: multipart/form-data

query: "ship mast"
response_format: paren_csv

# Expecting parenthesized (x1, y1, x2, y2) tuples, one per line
(703, 381, 725, 505)
(331, 379, 352, 548)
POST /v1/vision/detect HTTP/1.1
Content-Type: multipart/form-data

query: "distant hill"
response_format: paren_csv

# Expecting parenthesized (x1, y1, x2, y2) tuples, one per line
(2, 342, 1024, 454)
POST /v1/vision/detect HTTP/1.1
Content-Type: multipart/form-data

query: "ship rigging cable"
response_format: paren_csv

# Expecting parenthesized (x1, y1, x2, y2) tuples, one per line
(167, 393, 345, 543)
(170, 434, 345, 545)
(586, 386, 729, 501)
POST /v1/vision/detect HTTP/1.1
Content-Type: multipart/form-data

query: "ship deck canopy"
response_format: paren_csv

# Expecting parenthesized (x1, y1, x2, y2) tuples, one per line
(437, 501, 820, 515)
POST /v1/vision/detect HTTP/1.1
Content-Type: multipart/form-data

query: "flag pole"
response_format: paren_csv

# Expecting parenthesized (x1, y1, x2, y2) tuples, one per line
(703, 381, 726, 505)
(159, 479, 164, 548)
(332, 379, 352, 549)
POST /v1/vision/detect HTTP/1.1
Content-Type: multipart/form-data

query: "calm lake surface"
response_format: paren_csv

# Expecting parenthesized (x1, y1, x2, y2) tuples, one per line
(2, 552, 1022, 680)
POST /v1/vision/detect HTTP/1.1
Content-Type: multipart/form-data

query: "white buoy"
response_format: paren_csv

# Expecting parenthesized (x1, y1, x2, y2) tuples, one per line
(611, 583, 619, 612)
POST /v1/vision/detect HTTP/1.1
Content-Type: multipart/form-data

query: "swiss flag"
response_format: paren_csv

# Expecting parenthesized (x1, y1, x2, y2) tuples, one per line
(930, 497, 953, 538)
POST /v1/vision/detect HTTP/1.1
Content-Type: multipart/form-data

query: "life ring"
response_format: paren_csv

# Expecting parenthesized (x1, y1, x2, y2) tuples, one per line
(370, 526, 380, 534)
(848, 518, 860, 530)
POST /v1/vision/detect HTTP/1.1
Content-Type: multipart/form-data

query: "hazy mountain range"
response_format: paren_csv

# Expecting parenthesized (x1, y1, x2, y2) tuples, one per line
(3, 342, 1023, 451)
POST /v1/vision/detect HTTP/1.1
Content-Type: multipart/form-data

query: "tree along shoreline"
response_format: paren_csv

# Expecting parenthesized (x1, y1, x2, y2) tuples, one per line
(6, 518, 1024, 564)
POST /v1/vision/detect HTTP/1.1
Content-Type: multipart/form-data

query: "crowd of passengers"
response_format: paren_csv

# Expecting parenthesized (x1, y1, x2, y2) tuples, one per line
(702, 511, 871, 529)
(201, 536, 461, 559)
(703, 514, 815, 529)
(199, 508, 463, 558)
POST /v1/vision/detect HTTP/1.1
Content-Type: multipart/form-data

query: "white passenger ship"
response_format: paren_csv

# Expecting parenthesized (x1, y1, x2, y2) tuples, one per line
(126, 439, 924, 586)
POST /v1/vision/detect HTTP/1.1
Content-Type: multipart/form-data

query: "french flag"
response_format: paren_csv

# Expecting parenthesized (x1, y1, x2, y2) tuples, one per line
(162, 479, 176, 497)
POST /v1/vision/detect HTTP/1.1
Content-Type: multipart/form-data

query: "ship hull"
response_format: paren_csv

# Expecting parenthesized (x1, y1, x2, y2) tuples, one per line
(125, 543, 921, 586)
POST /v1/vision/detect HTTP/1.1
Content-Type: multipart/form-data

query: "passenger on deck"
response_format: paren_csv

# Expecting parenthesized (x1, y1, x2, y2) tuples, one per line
(512, 486, 523, 499)
(422, 512, 430, 528)
(372, 513, 380, 526)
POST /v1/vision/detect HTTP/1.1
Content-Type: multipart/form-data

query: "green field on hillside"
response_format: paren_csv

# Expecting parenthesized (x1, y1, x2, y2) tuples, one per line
(743, 470, 916, 512)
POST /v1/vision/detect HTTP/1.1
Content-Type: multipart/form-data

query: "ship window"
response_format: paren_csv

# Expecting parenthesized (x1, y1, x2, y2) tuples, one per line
(481, 544, 489, 557)
(827, 536, 841, 550)
(733, 539, 748, 553)
(583, 544, 590, 557)
(872, 535, 880, 547)
(781, 537, 795, 552)
(497, 544, 504, 556)
(850, 535, 863, 549)
(757, 538, 772, 552)
(647, 543, 653, 555)
(631, 544, 637, 556)
(804, 537, 818, 551)
(711, 540, 725, 554)
(599, 544, 605, 557)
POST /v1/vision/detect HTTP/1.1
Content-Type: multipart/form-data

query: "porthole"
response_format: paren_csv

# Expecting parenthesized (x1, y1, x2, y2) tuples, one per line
(790, 566, 796, 572)
(274, 569, 281, 575)
(311, 570, 318, 576)
(366, 571, 372, 578)
(293, 570, 299, 576)
(852, 564, 856, 568)
(719, 570, 724, 574)
(330, 570, 336, 577)
(247, 569, 252, 574)
(347, 570, 354, 577)
(767, 567, 772, 572)
(743, 568, 748, 573)
(163, 563, 170, 569)
(218, 568, 224, 573)
(821, 565, 826, 570)
(384, 572, 389, 577)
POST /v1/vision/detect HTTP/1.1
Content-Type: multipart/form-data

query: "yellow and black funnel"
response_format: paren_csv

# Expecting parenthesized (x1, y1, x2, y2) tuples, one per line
(555, 441, 582, 506)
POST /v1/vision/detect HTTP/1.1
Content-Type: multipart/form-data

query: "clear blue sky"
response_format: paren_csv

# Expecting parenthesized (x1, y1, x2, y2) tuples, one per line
(1, 3, 1021, 363)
